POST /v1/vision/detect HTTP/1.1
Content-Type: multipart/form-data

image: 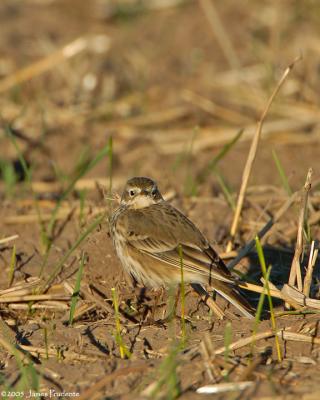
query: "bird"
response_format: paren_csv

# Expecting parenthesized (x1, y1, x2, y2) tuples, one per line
(110, 176, 254, 319)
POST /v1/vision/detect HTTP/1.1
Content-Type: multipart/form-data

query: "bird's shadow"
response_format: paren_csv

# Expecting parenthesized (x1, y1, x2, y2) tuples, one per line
(235, 244, 320, 313)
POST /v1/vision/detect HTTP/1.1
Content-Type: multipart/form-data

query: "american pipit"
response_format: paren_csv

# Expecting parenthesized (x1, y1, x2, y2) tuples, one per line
(110, 177, 254, 319)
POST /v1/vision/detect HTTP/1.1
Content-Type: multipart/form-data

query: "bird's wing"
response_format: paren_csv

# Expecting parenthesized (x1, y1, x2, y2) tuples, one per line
(117, 203, 234, 284)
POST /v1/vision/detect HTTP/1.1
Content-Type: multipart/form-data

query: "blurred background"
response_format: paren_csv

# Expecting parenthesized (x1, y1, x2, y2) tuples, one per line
(0, 0, 320, 226)
(1, 2, 320, 396)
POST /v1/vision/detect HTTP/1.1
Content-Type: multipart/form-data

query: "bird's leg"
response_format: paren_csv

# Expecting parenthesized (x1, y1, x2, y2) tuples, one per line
(151, 287, 164, 321)
(172, 286, 180, 319)
(155, 285, 183, 325)
(160, 286, 180, 322)
(145, 287, 181, 326)
(191, 283, 225, 320)
(140, 288, 166, 326)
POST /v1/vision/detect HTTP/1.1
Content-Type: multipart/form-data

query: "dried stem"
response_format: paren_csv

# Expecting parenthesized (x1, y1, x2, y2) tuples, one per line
(238, 281, 302, 310)
(0, 234, 19, 245)
(226, 56, 301, 252)
(0, 294, 70, 303)
(288, 168, 313, 296)
(214, 329, 320, 355)
(227, 189, 299, 270)
(191, 283, 225, 319)
(303, 240, 318, 297)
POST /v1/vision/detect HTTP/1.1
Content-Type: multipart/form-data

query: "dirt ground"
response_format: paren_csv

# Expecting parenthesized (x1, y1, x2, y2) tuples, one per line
(1, 0, 320, 399)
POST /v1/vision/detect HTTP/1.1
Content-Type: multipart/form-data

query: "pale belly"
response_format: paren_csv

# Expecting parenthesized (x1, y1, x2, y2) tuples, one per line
(112, 233, 156, 287)
(112, 233, 207, 289)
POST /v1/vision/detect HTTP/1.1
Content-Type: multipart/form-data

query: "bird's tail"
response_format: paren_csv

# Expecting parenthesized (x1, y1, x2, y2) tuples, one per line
(212, 281, 255, 319)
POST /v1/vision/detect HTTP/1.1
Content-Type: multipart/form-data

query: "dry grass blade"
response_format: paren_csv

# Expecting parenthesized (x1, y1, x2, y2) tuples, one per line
(0, 234, 19, 245)
(69, 303, 96, 322)
(0, 294, 70, 303)
(284, 210, 320, 241)
(3, 206, 105, 225)
(149, 119, 316, 156)
(18, 344, 102, 362)
(200, 332, 220, 382)
(226, 56, 301, 252)
(279, 330, 320, 345)
(106, 105, 190, 128)
(214, 328, 320, 356)
(228, 189, 299, 270)
(288, 168, 313, 295)
(261, 190, 300, 244)
(204, 296, 225, 319)
(8, 301, 69, 311)
(199, 0, 240, 69)
(241, 278, 320, 311)
(145, 0, 186, 11)
(239, 281, 302, 310)
(74, 283, 128, 323)
(214, 330, 275, 354)
(303, 240, 318, 297)
(0, 277, 40, 296)
(191, 283, 225, 319)
(261, 278, 302, 310)
(181, 89, 250, 124)
(0, 35, 110, 93)
(30, 177, 122, 194)
(196, 381, 254, 394)
(282, 284, 320, 310)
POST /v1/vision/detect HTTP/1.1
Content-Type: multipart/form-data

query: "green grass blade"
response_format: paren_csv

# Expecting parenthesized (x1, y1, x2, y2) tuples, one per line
(183, 175, 198, 197)
(214, 169, 236, 210)
(47, 142, 111, 238)
(41, 212, 106, 292)
(8, 244, 16, 287)
(255, 236, 282, 361)
(198, 129, 243, 183)
(149, 343, 180, 399)
(147, 284, 182, 399)
(0, 159, 17, 197)
(251, 265, 272, 358)
(222, 322, 232, 381)
(40, 142, 111, 274)
(5, 126, 49, 251)
(69, 252, 86, 326)
(5, 126, 31, 182)
(111, 287, 131, 359)
(272, 149, 292, 195)
(254, 265, 271, 325)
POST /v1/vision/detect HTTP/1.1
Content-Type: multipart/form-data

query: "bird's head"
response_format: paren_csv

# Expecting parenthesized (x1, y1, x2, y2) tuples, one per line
(120, 177, 164, 209)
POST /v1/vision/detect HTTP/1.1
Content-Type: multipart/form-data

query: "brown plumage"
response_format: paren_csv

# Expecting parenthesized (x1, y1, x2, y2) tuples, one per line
(110, 176, 254, 319)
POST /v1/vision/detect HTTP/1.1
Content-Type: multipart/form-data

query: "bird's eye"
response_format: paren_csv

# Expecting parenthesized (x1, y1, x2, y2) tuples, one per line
(129, 189, 135, 197)
(151, 187, 157, 196)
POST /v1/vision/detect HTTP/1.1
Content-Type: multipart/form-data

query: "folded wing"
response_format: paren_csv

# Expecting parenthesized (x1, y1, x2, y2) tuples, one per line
(119, 203, 234, 285)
